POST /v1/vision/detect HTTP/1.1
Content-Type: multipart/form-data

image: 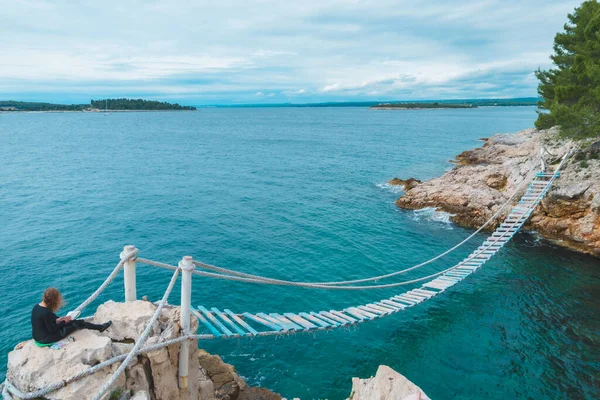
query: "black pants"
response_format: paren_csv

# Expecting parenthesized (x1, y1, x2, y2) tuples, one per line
(41, 320, 105, 344)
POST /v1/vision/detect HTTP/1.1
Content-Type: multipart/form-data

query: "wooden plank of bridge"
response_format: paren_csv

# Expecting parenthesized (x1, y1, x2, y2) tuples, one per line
(380, 299, 406, 310)
(211, 308, 247, 336)
(372, 302, 398, 312)
(407, 290, 431, 299)
(284, 313, 319, 330)
(258, 313, 294, 331)
(345, 308, 371, 320)
(198, 306, 234, 337)
(391, 295, 417, 305)
(225, 309, 258, 335)
(194, 309, 223, 337)
(329, 310, 358, 324)
(359, 305, 389, 315)
(270, 313, 305, 331)
(300, 312, 332, 328)
(319, 311, 348, 325)
(351, 307, 379, 319)
(243, 312, 285, 331)
(311, 312, 341, 326)
(377, 300, 403, 311)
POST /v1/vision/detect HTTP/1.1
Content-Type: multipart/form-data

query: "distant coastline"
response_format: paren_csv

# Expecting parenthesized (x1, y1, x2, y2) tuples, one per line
(370, 102, 476, 110)
(0, 98, 197, 112)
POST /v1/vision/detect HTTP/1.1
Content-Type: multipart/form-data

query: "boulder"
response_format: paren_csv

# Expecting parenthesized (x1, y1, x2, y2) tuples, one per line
(7, 329, 118, 400)
(6, 301, 278, 400)
(349, 365, 430, 400)
(93, 300, 159, 341)
(388, 177, 422, 191)
(484, 173, 507, 190)
(131, 391, 150, 400)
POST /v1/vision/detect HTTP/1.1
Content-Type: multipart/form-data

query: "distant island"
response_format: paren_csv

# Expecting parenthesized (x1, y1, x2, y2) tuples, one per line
(0, 98, 197, 112)
(205, 97, 539, 108)
(371, 102, 477, 110)
(370, 98, 539, 110)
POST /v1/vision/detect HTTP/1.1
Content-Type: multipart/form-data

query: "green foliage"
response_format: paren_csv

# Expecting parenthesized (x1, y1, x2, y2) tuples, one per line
(0, 100, 87, 111)
(580, 159, 589, 168)
(109, 389, 124, 400)
(91, 98, 196, 111)
(535, 0, 600, 138)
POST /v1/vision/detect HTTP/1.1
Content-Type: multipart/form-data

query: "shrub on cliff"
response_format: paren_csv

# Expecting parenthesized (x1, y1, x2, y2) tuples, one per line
(535, 0, 600, 138)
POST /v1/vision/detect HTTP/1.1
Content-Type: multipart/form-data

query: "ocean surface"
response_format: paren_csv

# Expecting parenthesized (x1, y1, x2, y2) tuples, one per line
(0, 107, 598, 399)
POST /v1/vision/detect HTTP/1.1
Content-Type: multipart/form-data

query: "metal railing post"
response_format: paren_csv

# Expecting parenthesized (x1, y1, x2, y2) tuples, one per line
(178, 256, 194, 389)
(120, 245, 138, 302)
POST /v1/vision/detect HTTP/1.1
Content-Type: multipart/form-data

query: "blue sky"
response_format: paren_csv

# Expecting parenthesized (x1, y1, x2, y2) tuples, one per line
(0, 0, 581, 105)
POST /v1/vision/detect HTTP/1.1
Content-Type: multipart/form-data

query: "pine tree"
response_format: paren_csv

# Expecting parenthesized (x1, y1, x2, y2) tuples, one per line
(535, 0, 600, 138)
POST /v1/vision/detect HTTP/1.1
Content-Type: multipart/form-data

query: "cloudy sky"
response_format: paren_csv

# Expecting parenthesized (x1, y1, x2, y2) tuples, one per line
(0, 0, 581, 105)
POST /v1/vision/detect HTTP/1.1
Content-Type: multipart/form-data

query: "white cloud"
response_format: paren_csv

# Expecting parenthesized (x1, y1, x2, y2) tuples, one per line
(0, 0, 583, 103)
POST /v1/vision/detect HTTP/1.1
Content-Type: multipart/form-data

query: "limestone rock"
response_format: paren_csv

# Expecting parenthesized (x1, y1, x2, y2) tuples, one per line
(349, 365, 430, 400)
(7, 329, 117, 400)
(388, 177, 422, 190)
(93, 300, 159, 341)
(131, 391, 150, 400)
(6, 301, 281, 400)
(395, 127, 600, 256)
(238, 387, 282, 400)
(484, 173, 507, 190)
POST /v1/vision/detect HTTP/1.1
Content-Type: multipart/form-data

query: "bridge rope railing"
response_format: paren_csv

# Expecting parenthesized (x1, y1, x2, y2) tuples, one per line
(184, 145, 574, 289)
(2, 145, 574, 399)
(70, 248, 139, 318)
(188, 167, 541, 286)
(135, 171, 552, 291)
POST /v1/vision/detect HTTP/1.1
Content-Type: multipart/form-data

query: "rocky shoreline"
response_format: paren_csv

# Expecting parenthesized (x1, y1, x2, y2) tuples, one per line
(391, 127, 600, 256)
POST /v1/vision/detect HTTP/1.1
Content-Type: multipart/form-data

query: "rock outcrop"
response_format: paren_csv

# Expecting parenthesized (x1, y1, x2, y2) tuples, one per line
(388, 177, 422, 191)
(6, 300, 280, 400)
(349, 365, 430, 400)
(395, 128, 600, 256)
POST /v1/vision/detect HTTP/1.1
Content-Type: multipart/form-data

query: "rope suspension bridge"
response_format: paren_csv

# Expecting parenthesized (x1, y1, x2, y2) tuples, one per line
(1, 147, 573, 400)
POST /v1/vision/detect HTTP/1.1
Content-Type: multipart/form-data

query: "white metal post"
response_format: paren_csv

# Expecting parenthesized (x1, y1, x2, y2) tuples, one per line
(178, 255, 194, 389)
(120, 245, 137, 302)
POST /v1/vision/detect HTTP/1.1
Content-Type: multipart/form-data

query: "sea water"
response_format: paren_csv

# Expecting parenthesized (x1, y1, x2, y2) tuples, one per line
(0, 107, 598, 399)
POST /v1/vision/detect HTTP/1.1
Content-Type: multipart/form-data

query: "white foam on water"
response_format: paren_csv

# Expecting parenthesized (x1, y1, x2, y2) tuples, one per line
(376, 182, 404, 194)
(410, 207, 455, 226)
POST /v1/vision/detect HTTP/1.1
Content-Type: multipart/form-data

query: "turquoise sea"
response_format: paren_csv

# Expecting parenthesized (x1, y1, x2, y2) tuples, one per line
(0, 107, 598, 399)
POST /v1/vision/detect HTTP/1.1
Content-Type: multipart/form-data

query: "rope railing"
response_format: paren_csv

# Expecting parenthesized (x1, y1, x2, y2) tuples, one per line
(187, 145, 573, 289)
(143, 202, 532, 290)
(136, 166, 549, 291)
(71, 248, 138, 318)
(190, 167, 540, 286)
(93, 267, 181, 400)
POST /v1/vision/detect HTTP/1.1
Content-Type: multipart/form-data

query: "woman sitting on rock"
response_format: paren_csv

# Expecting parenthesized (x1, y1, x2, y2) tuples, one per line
(31, 288, 112, 346)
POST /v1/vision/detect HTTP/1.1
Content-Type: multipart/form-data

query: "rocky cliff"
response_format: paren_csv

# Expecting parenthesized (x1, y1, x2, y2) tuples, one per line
(393, 128, 600, 256)
(6, 300, 280, 400)
(349, 365, 430, 400)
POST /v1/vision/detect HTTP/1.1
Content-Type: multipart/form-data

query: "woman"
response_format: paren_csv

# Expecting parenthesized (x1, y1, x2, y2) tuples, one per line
(31, 287, 112, 345)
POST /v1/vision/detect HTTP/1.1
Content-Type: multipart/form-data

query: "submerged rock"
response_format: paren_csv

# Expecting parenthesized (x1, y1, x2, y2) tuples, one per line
(6, 301, 280, 400)
(395, 127, 600, 256)
(349, 365, 430, 400)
